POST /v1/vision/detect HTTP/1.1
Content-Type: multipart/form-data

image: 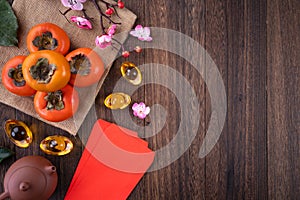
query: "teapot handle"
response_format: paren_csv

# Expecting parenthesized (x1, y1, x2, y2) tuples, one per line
(0, 191, 9, 200)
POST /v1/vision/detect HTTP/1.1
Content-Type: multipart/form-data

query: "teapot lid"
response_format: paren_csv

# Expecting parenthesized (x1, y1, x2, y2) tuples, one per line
(7, 166, 47, 200)
(2, 156, 58, 200)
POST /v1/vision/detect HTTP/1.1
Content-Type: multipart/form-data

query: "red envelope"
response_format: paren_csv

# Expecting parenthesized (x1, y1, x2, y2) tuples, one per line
(65, 120, 155, 200)
(67, 120, 149, 187)
(71, 120, 148, 179)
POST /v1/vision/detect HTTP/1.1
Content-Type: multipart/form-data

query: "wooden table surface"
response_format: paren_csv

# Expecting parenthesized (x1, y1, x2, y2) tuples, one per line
(1, 0, 299, 199)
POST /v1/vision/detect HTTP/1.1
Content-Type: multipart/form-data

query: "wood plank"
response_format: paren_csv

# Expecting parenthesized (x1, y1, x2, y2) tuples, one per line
(243, 0, 268, 198)
(205, 0, 268, 199)
(267, 0, 300, 199)
(204, 0, 229, 199)
(180, 0, 206, 198)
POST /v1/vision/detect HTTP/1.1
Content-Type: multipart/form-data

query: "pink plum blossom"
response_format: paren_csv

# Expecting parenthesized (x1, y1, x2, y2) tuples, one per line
(61, 0, 86, 11)
(95, 35, 112, 49)
(70, 16, 92, 29)
(132, 102, 150, 119)
(130, 25, 152, 41)
(107, 24, 117, 36)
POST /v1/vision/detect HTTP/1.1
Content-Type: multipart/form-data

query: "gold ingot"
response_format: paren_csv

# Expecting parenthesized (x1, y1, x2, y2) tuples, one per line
(4, 120, 33, 148)
(104, 93, 131, 109)
(40, 135, 73, 156)
(120, 61, 142, 85)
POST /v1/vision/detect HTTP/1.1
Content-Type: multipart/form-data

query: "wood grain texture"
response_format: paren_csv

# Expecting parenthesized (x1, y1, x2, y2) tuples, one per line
(1, 0, 299, 199)
(267, 0, 300, 199)
(206, 0, 268, 199)
(205, 0, 229, 199)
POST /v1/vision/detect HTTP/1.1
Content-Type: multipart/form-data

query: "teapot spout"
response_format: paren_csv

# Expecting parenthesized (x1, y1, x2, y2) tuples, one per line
(0, 191, 9, 200)
(45, 165, 56, 175)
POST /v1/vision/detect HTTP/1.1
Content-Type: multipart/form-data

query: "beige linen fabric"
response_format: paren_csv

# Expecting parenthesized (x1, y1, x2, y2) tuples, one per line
(0, 0, 137, 135)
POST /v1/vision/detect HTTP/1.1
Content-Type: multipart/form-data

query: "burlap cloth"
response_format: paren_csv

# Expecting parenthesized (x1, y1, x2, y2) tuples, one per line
(0, 0, 137, 135)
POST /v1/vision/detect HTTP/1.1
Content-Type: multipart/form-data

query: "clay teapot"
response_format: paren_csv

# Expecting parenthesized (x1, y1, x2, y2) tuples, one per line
(0, 156, 58, 200)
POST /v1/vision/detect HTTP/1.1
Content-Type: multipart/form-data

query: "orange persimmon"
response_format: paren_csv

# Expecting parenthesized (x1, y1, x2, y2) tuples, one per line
(65, 48, 105, 87)
(22, 50, 71, 92)
(34, 84, 79, 122)
(2, 55, 36, 96)
(26, 23, 70, 55)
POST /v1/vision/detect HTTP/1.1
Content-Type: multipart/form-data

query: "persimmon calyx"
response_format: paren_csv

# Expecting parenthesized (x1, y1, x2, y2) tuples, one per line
(29, 58, 56, 84)
(8, 64, 26, 87)
(69, 54, 91, 76)
(44, 90, 65, 110)
(32, 31, 58, 50)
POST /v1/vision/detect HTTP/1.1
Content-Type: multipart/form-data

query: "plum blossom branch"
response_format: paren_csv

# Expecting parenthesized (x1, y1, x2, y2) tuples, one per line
(60, 0, 122, 34)
(60, 1, 152, 58)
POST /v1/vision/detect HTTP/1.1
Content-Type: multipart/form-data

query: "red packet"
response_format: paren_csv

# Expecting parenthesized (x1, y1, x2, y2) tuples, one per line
(68, 120, 149, 187)
(65, 120, 155, 200)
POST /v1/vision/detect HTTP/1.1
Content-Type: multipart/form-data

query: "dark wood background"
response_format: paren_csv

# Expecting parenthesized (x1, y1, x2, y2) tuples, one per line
(1, 0, 299, 199)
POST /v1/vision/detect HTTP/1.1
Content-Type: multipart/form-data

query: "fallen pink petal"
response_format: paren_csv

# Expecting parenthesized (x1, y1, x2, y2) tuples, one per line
(130, 25, 152, 41)
(70, 16, 92, 29)
(132, 102, 151, 119)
